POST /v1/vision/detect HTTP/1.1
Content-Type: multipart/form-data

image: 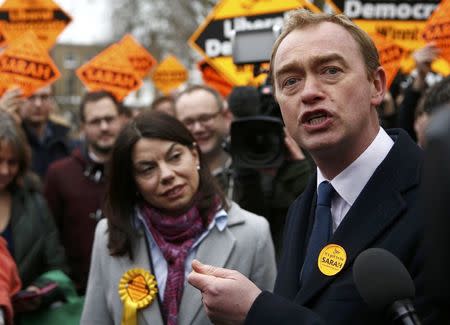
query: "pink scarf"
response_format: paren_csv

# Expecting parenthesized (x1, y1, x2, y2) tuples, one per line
(141, 198, 219, 325)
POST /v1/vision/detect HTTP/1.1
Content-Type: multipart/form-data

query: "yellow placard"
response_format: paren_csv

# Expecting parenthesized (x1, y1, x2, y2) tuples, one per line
(117, 34, 158, 79)
(0, 0, 72, 50)
(189, 0, 321, 86)
(304, 0, 341, 13)
(151, 54, 188, 95)
(422, 0, 450, 65)
(0, 30, 60, 97)
(329, 0, 449, 75)
(318, 244, 347, 276)
(212, 0, 321, 19)
(76, 43, 143, 102)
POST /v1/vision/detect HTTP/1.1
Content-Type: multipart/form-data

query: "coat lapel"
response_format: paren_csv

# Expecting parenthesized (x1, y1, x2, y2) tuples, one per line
(295, 129, 422, 305)
(178, 205, 240, 325)
(118, 232, 165, 325)
(10, 189, 28, 261)
(274, 178, 316, 300)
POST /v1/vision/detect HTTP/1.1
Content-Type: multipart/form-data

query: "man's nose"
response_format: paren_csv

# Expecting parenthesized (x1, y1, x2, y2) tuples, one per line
(99, 119, 110, 130)
(33, 97, 43, 106)
(191, 121, 206, 132)
(300, 76, 324, 104)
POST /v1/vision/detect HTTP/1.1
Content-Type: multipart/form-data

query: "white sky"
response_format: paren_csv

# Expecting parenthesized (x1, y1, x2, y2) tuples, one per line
(56, 0, 112, 45)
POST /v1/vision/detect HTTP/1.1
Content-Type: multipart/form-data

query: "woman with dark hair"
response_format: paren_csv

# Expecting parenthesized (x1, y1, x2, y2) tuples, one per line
(82, 111, 276, 325)
(0, 111, 67, 317)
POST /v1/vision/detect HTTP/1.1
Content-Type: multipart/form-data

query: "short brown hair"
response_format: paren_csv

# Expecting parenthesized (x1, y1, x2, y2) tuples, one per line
(175, 85, 224, 112)
(79, 90, 123, 122)
(423, 76, 450, 114)
(150, 95, 174, 111)
(270, 10, 380, 90)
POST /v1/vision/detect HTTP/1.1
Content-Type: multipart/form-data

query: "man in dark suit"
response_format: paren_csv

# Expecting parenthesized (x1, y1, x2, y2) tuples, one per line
(188, 9, 437, 324)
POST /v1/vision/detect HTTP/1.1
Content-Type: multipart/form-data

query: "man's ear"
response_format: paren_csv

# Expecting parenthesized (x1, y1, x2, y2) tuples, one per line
(370, 66, 387, 107)
(221, 101, 234, 130)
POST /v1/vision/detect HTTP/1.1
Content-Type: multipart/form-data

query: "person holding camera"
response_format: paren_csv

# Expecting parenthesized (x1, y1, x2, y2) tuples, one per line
(226, 85, 312, 256)
(175, 85, 311, 255)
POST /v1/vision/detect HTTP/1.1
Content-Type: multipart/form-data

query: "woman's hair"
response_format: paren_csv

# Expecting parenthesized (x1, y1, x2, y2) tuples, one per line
(105, 111, 228, 258)
(0, 111, 31, 190)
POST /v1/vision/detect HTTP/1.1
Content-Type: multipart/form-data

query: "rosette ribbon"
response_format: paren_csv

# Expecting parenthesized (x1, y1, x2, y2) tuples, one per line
(118, 268, 158, 325)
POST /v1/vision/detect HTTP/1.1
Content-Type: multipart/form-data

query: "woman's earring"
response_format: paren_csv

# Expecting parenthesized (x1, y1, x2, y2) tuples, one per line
(197, 165, 201, 171)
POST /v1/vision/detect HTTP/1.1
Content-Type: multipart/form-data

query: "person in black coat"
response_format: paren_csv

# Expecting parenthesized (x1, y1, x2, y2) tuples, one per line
(187, 9, 438, 324)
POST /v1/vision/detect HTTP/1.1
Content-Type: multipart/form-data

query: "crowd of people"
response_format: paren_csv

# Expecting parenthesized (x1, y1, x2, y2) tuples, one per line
(0, 8, 449, 325)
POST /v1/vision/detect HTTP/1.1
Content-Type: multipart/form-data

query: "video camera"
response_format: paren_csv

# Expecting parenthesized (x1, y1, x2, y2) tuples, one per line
(229, 27, 284, 169)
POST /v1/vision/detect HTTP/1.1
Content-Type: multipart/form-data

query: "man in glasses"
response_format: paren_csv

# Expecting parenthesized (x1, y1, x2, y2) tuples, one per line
(175, 85, 233, 192)
(44, 90, 124, 294)
(20, 85, 77, 178)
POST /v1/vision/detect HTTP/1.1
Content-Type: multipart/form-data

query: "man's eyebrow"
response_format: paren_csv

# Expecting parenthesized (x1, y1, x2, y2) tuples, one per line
(275, 61, 303, 81)
(275, 53, 349, 80)
(311, 53, 349, 69)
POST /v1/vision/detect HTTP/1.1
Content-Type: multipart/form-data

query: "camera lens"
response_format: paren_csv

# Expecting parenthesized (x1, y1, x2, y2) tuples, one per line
(231, 117, 285, 169)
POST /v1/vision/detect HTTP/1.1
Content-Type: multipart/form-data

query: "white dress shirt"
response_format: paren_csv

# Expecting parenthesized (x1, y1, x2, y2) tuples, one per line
(317, 127, 394, 232)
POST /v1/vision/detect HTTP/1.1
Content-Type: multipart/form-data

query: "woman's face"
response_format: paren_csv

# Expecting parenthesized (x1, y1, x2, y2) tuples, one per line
(0, 140, 19, 191)
(132, 138, 200, 214)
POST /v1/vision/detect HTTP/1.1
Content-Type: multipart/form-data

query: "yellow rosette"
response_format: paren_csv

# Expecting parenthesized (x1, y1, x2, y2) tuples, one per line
(118, 268, 158, 325)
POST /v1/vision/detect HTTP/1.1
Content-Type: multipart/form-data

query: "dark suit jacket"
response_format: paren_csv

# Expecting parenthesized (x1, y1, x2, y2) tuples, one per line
(246, 129, 437, 325)
(424, 107, 450, 323)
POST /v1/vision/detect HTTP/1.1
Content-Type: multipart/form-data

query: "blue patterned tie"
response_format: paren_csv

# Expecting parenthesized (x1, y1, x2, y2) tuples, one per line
(301, 181, 335, 284)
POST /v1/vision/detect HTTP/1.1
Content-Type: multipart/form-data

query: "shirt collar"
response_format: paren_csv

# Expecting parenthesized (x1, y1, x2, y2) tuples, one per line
(37, 124, 52, 144)
(134, 207, 228, 233)
(211, 156, 232, 176)
(317, 127, 394, 205)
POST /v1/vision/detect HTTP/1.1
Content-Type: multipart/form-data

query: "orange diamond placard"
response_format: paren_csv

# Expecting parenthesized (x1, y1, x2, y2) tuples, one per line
(422, 0, 450, 64)
(0, 0, 72, 50)
(76, 44, 143, 102)
(151, 55, 188, 95)
(0, 30, 60, 97)
(117, 34, 157, 79)
(369, 32, 406, 89)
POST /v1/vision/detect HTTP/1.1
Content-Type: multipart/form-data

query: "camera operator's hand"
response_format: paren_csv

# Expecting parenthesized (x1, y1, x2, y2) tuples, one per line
(412, 42, 440, 91)
(257, 129, 306, 176)
(284, 128, 305, 161)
